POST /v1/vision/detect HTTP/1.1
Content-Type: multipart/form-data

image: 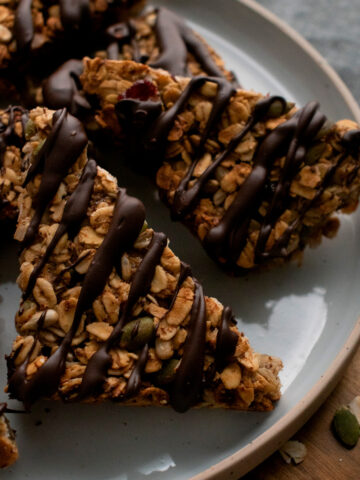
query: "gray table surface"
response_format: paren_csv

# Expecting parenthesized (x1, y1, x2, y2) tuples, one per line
(256, 0, 360, 104)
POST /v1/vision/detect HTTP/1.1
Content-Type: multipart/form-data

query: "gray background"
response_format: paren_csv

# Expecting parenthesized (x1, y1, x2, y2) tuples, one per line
(257, 0, 360, 103)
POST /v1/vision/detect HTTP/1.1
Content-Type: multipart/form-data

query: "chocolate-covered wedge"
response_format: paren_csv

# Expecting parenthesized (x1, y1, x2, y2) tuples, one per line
(0, 0, 145, 89)
(80, 58, 360, 272)
(41, 6, 235, 115)
(2, 107, 282, 412)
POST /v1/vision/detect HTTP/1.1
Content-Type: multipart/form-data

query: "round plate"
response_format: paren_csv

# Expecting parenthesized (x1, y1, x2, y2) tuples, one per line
(2, 0, 360, 479)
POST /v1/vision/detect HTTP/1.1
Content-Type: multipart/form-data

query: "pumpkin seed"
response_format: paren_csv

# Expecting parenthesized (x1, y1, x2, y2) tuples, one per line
(154, 359, 179, 385)
(332, 406, 360, 448)
(120, 316, 154, 350)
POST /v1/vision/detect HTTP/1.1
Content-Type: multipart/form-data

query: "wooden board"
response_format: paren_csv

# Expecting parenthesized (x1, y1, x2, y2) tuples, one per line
(245, 346, 360, 479)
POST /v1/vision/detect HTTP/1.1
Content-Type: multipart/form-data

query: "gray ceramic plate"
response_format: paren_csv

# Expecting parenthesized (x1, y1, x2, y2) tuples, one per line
(1, 0, 360, 478)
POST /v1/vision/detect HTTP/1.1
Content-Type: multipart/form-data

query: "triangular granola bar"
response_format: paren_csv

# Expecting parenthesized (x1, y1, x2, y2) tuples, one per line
(80, 58, 360, 272)
(1, 106, 282, 413)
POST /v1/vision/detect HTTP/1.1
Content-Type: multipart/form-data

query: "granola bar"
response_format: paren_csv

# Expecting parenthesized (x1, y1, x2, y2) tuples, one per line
(80, 58, 360, 272)
(0, 0, 145, 80)
(2, 106, 282, 412)
(0, 404, 18, 468)
(0, 106, 27, 221)
(40, 6, 235, 116)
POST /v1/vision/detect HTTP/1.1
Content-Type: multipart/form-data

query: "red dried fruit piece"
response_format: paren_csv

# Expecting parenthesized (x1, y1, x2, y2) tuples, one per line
(118, 80, 159, 101)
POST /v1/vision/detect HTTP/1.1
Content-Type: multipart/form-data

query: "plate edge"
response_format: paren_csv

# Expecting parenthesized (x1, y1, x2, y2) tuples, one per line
(191, 0, 360, 477)
(193, 318, 360, 479)
(237, 0, 360, 123)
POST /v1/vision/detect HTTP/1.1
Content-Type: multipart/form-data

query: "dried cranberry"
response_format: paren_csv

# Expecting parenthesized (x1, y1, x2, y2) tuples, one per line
(118, 80, 159, 102)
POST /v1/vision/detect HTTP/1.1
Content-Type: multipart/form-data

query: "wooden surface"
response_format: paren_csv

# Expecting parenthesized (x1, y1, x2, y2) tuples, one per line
(244, 346, 360, 479)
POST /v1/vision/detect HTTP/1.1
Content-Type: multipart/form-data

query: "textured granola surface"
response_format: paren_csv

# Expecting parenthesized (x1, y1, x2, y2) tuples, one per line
(0, 410, 18, 468)
(36, 6, 234, 116)
(3, 107, 282, 412)
(80, 58, 360, 271)
(0, 0, 145, 70)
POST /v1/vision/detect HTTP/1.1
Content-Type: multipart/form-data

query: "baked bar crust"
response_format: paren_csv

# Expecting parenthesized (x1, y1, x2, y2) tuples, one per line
(40, 6, 235, 115)
(0, 404, 18, 469)
(0, 0, 145, 71)
(1, 107, 282, 412)
(80, 58, 360, 272)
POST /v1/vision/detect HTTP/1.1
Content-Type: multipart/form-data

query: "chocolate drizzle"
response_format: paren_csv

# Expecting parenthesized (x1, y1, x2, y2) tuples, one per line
(116, 72, 360, 267)
(14, 0, 33, 52)
(151, 8, 228, 79)
(77, 230, 166, 400)
(125, 344, 149, 397)
(267, 127, 360, 259)
(104, 7, 231, 79)
(215, 306, 237, 369)
(42, 60, 91, 116)
(22, 108, 87, 245)
(9, 188, 146, 405)
(8, 311, 46, 408)
(254, 102, 326, 259)
(3, 106, 239, 412)
(204, 101, 326, 262)
(171, 279, 206, 412)
(116, 76, 234, 161)
(14, 0, 90, 53)
(59, 0, 90, 31)
(170, 93, 286, 220)
(106, 20, 145, 63)
(23, 158, 97, 298)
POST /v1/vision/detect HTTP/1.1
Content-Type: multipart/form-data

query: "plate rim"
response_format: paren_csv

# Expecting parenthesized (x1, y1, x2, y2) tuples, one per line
(191, 0, 360, 478)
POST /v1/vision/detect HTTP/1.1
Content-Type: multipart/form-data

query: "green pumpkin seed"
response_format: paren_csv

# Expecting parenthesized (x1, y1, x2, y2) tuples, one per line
(267, 99, 287, 118)
(33, 138, 46, 156)
(141, 220, 148, 233)
(24, 119, 36, 140)
(120, 316, 154, 350)
(305, 143, 326, 164)
(315, 120, 334, 140)
(332, 406, 360, 448)
(155, 359, 179, 385)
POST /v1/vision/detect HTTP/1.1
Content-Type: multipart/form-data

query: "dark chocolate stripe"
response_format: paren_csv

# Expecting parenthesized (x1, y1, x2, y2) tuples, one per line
(9, 189, 146, 405)
(268, 131, 360, 258)
(22, 109, 88, 245)
(14, 0, 33, 52)
(42, 60, 91, 116)
(167, 261, 192, 312)
(150, 8, 188, 76)
(171, 279, 206, 412)
(77, 231, 167, 399)
(106, 20, 145, 63)
(7, 311, 46, 408)
(204, 102, 325, 263)
(171, 91, 284, 219)
(144, 76, 234, 155)
(151, 8, 228, 79)
(171, 78, 235, 218)
(125, 343, 149, 397)
(215, 306, 237, 369)
(23, 158, 97, 298)
(254, 102, 326, 259)
(106, 22, 131, 59)
(59, 0, 90, 30)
